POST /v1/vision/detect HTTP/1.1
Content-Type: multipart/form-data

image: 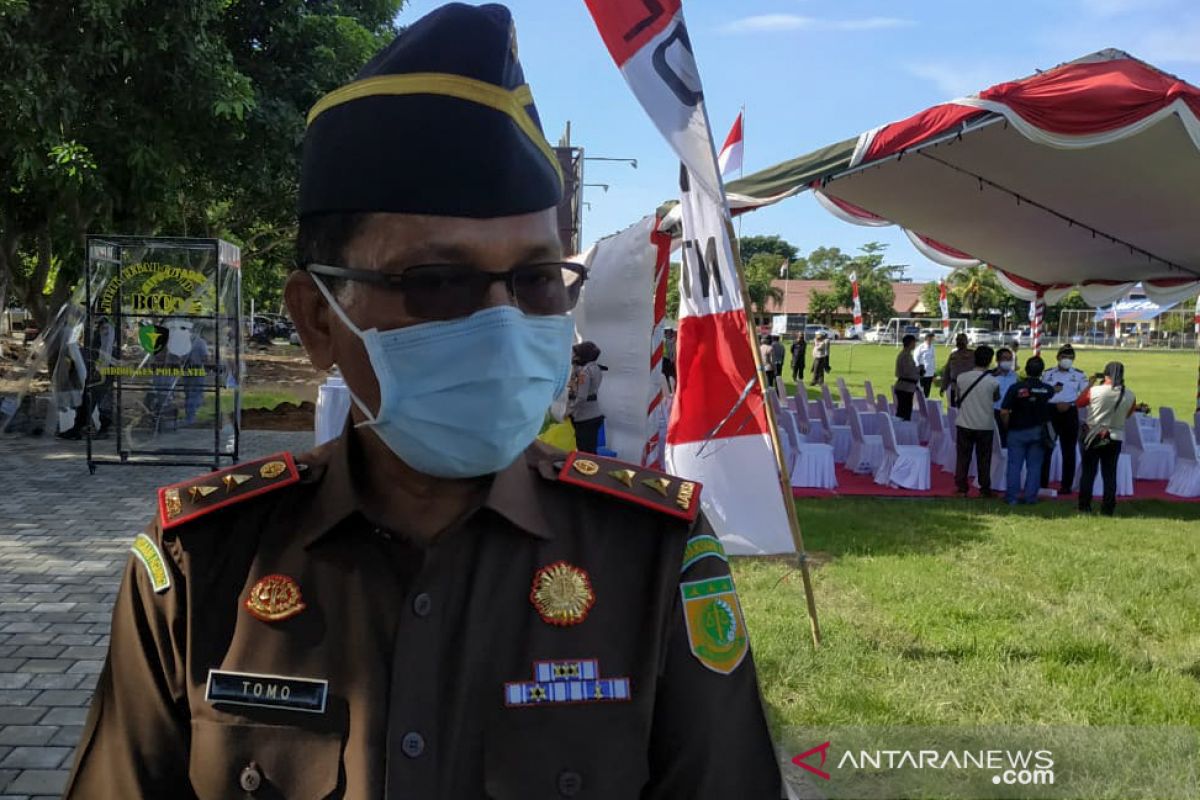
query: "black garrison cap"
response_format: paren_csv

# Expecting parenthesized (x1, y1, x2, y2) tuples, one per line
(300, 3, 562, 219)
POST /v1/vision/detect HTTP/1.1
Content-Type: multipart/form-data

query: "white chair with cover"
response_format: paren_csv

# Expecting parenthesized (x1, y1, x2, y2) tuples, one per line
(914, 387, 932, 443)
(820, 383, 848, 425)
(873, 413, 931, 490)
(770, 392, 837, 489)
(863, 380, 876, 406)
(1124, 414, 1175, 480)
(1159, 407, 1176, 443)
(926, 398, 944, 424)
(926, 401, 951, 468)
(814, 399, 852, 464)
(774, 376, 788, 400)
(1166, 422, 1200, 497)
(940, 407, 959, 473)
(845, 408, 885, 475)
(976, 426, 1008, 492)
(837, 378, 872, 413)
(874, 393, 891, 415)
(1195, 412, 1200, 444)
(790, 393, 824, 442)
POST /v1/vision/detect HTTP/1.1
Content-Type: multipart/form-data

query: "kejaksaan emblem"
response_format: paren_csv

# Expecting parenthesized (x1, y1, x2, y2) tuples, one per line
(680, 576, 748, 675)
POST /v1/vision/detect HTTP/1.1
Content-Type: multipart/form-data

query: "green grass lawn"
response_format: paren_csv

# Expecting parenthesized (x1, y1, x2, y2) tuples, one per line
(783, 344, 1199, 415)
(738, 497, 1200, 734)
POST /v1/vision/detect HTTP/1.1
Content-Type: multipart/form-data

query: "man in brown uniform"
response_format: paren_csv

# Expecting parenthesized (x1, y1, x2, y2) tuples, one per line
(65, 4, 781, 798)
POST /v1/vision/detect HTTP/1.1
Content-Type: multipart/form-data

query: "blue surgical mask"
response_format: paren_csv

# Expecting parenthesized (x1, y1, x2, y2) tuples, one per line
(313, 276, 574, 478)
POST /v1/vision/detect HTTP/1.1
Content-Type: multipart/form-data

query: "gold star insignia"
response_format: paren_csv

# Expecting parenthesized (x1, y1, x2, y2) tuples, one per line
(573, 459, 599, 476)
(608, 469, 636, 488)
(594, 683, 605, 699)
(222, 473, 252, 493)
(641, 477, 671, 497)
(188, 485, 217, 502)
(259, 460, 287, 479)
(530, 686, 547, 701)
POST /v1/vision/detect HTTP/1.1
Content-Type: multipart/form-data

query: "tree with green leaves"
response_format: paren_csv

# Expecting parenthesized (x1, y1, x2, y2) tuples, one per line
(743, 252, 785, 315)
(738, 234, 800, 276)
(808, 290, 840, 326)
(950, 264, 1004, 316)
(802, 245, 852, 279)
(0, 0, 403, 323)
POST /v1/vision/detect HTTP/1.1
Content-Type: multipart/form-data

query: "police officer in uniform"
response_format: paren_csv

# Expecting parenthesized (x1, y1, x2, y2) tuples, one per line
(64, 5, 781, 798)
(1039, 344, 1088, 493)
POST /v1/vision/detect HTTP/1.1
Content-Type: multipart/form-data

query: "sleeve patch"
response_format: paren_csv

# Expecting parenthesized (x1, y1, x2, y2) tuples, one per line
(680, 576, 748, 675)
(131, 533, 171, 593)
(680, 535, 727, 573)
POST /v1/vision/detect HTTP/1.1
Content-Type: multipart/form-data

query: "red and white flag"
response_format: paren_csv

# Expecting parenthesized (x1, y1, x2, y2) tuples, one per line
(938, 279, 950, 334)
(850, 272, 863, 338)
(717, 111, 744, 176)
(779, 258, 789, 279)
(583, 0, 793, 554)
(1193, 293, 1199, 337)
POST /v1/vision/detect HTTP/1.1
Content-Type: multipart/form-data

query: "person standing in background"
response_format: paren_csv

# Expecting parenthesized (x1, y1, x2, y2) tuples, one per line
(661, 327, 676, 393)
(940, 333, 975, 406)
(1000, 355, 1055, 505)
(811, 331, 830, 386)
(760, 336, 775, 386)
(893, 334, 920, 421)
(993, 347, 1018, 447)
(770, 336, 785, 387)
(1040, 344, 1088, 495)
(953, 346, 1000, 497)
(1076, 362, 1136, 516)
(568, 340, 606, 454)
(914, 331, 937, 397)
(791, 332, 807, 384)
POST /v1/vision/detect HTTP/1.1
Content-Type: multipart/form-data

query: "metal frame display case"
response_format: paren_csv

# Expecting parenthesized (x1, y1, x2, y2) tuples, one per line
(84, 236, 242, 472)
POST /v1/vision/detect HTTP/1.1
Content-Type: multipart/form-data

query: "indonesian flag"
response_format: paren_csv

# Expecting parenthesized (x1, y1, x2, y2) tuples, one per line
(779, 258, 789, 279)
(850, 272, 863, 338)
(939, 279, 950, 333)
(1194, 293, 1199, 336)
(717, 111, 744, 176)
(584, 0, 793, 554)
(1111, 302, 1121, 338)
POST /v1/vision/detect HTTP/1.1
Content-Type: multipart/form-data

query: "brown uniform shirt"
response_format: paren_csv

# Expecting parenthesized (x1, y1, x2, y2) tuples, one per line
(65, 430, 780, 799)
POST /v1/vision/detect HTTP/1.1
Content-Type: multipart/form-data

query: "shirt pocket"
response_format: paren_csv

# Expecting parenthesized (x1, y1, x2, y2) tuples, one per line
(484, 717, 649, 800)
(189, 719, 343, 800)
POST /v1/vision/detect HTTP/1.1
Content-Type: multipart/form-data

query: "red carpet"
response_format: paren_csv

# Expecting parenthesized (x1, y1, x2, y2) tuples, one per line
(792, 466, 1198, 502)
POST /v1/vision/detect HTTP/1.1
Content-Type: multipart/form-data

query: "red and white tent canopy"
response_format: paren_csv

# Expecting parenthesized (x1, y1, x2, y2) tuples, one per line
(720, 49, 1200, 304)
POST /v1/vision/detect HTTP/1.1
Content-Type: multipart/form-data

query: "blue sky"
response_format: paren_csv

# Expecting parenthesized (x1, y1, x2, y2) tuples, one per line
(397, 0, 1200, 281)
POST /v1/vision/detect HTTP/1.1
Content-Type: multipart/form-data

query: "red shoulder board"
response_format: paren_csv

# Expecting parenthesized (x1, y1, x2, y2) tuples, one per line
(158, 453, 300, 529)
(557, 452, 702, 523)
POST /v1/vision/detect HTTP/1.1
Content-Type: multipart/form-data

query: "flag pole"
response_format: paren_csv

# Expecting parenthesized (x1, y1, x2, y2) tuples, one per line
(724, 216, 822, 648)
(736, 104, 745, 241)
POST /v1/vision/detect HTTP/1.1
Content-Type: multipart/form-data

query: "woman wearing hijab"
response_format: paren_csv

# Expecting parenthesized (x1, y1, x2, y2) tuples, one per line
(568, 341, 606, 454)
(1075, 361, 1137, 515)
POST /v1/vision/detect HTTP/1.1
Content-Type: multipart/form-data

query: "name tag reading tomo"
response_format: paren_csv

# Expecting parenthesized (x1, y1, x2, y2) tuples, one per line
(205, 669, 328, 714)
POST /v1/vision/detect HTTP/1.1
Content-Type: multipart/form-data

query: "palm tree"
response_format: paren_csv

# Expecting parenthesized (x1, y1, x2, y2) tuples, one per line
(952, 265, 996, 315)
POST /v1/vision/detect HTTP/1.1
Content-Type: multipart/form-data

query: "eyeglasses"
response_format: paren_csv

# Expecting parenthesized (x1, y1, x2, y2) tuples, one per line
(305, 261, 588, 321)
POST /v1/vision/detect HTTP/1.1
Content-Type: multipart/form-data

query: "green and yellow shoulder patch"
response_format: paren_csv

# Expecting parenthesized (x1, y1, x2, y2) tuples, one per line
(680, 575, 748, 675)
(131, 533, 171, 593)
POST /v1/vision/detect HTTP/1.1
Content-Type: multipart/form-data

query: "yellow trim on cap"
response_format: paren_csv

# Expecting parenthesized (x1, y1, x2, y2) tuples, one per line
(307, 72, 562, 185)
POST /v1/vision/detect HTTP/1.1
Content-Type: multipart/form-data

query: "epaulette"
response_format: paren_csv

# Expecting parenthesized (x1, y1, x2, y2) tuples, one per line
(158, 453, 301, 529)
(557, 452, 701, 523)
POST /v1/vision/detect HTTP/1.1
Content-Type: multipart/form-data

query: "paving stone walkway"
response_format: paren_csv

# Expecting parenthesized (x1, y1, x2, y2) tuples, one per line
(0, 431, 310, 798)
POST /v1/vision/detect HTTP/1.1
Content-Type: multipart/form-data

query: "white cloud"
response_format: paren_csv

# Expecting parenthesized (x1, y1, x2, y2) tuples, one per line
(720, 14, 913, 35)
(904, 62, 1018, 99)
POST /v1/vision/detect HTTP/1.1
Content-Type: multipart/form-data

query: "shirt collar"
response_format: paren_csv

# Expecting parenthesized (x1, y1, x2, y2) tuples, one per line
(296, 429, 558, 549)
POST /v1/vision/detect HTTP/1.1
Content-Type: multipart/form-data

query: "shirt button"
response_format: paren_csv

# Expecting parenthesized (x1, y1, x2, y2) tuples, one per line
(401, 731, 425, 758)
(412, 592, 433, 617)
(558, 770, 583, 796)
(239, 762, 262, 792)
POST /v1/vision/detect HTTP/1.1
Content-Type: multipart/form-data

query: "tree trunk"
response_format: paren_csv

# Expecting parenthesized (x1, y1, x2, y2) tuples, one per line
(26, 224, 54, 326)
